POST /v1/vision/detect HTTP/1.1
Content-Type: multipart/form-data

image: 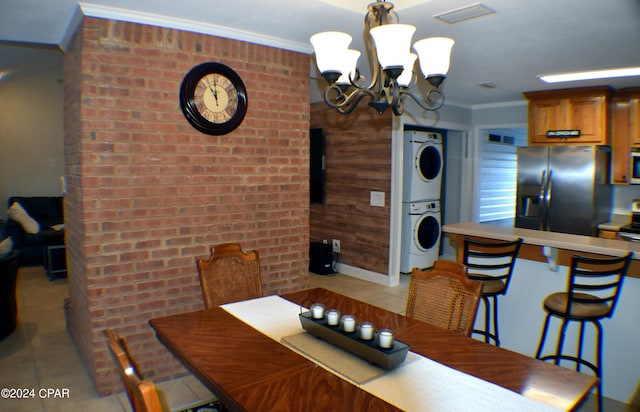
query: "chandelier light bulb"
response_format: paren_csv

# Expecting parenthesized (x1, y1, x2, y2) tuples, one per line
(370, 24, 416, 70)
(310, 31, 352, 75)
(336, 49, 361, 85)
(413, 37, 455, 78)
(397, 53, 417, 87)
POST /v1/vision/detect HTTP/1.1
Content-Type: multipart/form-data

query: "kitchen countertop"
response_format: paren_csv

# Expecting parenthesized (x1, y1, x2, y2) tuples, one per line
(443, 222, 639, 259)
(598, 214, 631, 232)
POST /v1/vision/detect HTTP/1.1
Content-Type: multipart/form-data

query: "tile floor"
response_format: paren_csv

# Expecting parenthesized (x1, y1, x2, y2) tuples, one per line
(0, 267, 633, 411)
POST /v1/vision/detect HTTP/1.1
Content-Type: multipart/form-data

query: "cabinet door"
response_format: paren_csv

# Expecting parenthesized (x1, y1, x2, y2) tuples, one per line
(611, 96, 630, 184)
(630, 95, 640, 145)
(568, 96, 607, 144)
(529, 99, 563, 144)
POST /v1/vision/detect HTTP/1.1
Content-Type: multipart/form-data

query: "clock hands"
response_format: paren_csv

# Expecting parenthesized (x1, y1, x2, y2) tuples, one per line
(211, 76, 219, 106)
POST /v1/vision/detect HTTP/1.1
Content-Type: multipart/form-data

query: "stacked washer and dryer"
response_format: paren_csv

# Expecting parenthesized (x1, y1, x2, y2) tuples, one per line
(400, 130, 443, 274)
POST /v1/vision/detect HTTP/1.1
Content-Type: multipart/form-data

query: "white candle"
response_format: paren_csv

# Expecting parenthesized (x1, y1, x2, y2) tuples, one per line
(326, 309, 340, 326)
(358, 322, 374, 340)
(341, 315, 356, 332)
(377, 329, 394, 348)
(311, 303, 325, 319)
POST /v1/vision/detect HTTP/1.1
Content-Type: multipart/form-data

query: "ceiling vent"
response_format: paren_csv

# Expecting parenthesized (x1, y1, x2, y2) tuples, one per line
(434, 3, 496, 24)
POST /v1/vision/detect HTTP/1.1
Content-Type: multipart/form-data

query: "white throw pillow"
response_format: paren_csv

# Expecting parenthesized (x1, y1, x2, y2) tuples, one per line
(8, 202, 40, 234)
(0, 236, 13, 257)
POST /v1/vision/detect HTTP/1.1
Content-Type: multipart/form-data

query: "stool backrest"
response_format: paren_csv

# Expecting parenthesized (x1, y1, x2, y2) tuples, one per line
(568, 253, 632, 318)
(196, 243, 262, 308)
(406, 260, 482, 336)
(463, 237, 523, 294)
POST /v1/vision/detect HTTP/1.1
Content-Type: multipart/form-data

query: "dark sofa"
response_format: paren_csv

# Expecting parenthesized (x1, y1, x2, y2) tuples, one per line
(5, 197, 64, 266)
(0, 250, 20, 340)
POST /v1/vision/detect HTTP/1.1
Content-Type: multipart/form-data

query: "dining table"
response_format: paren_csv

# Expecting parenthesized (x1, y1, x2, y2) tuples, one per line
(149, 287, 597, 412)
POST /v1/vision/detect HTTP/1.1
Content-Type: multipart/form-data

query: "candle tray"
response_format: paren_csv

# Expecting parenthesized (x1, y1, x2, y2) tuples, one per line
(299, 311, 409, 370)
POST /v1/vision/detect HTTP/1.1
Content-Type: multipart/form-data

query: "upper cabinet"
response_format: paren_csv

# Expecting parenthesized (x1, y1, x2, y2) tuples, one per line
(629, 89, 640, 145)
(523, 86, 613, 145)
(611, 88, 640, 184)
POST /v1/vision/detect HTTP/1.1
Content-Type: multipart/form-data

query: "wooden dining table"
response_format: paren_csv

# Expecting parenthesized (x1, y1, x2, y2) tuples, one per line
(149, 288, 596, 412)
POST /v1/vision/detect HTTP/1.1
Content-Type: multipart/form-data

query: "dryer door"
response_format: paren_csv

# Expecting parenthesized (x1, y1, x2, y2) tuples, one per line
(413, 213, 441, 252)
(415, 142, 443, 183)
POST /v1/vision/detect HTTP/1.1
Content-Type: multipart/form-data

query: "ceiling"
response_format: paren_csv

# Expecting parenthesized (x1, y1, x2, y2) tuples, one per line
(1, 0, 639, 107)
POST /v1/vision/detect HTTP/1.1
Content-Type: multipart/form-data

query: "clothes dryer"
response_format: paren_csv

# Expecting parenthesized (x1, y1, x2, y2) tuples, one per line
(400, 200, 441, 274)
(403, 131, 443, 202)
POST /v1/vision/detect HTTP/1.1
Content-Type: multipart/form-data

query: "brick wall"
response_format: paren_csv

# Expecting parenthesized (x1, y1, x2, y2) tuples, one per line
(63, 17, 311, 395)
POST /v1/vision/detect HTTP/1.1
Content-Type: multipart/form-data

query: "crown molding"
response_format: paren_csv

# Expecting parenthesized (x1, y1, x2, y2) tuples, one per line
(62, 2, 313, 54)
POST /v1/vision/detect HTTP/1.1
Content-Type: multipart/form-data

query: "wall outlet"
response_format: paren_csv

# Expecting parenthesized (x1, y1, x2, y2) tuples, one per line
(332, 239, 341, 254)
(370, 191, 385, 207)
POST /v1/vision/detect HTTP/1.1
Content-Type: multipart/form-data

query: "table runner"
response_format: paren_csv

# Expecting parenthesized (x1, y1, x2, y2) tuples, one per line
(222, 295, 563, 412)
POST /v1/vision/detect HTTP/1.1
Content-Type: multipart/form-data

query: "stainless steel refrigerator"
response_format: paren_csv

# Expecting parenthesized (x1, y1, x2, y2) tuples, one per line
(515, 145, 611, 236)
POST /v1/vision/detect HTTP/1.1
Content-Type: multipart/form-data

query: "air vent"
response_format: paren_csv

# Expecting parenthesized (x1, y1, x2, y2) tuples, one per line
(487, 134, 515, 145)
(434, 3, 496, 24)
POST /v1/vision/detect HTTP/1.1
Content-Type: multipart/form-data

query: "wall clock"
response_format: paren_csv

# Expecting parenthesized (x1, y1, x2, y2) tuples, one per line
(179, 62, 248, 135)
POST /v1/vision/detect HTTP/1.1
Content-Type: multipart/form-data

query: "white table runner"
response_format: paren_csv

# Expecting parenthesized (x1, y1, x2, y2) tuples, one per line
(222, 295, 564, 412)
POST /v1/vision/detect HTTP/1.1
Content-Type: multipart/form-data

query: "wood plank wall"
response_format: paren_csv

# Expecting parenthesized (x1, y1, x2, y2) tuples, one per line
(310, 102, 393, 275)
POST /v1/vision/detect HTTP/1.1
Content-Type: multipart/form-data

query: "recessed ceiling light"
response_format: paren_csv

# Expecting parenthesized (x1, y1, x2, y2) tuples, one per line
(538, 67, 640, 83)
(433, 3, 496, 24)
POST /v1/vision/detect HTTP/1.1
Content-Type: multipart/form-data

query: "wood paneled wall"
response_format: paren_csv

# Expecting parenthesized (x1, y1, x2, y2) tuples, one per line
(310, 102, 393, 275)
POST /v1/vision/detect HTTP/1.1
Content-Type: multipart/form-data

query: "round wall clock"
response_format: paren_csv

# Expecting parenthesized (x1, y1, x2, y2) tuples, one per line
(179, 62, 248, 135)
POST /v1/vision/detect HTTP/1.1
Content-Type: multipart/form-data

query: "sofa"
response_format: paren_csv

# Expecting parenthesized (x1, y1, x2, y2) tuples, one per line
(0, 250, 20, 340)
(5, 196, 64, 267)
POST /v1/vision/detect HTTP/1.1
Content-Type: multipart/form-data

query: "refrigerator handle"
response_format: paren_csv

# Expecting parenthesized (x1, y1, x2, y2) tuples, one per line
(539, 170, 547, 231)
(545, 170, 553, 231)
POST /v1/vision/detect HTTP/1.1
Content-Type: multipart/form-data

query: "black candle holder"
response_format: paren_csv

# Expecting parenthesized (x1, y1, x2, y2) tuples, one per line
(298, 311, 409, 370)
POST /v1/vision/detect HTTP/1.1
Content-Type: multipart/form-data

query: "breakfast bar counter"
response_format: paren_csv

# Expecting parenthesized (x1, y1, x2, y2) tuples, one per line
(442, 222, 640, 278)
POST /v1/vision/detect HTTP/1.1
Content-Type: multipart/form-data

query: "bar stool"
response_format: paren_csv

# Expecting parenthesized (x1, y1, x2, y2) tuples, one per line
(535, 253, 632, 412)
(463, 237, 522, 346)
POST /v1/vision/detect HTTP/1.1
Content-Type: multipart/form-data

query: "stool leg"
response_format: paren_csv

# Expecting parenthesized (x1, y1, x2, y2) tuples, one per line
(594, 320, 604, 412)
(553, 318, 570, 366)
(576, 321, 586, 373)
(482, 296, 491, 344)
(492, 295, 500, 347)
(535, 313, 552, 359)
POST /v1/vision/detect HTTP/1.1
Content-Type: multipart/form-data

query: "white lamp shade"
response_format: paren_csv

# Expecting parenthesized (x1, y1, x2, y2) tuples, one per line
(310, 31, 352, 74)
(336, 49, 361, 85)
(397, 53, 417, 87)
(413, 37, 455, 78)
(369, 24, 416, 69)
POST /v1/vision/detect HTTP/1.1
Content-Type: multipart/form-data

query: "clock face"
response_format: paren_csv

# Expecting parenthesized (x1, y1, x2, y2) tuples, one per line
(180, 63, 247, 135)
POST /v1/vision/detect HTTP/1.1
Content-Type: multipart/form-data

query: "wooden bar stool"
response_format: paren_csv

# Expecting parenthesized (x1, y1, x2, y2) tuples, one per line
(463, 237, 522, 346)
(534, 253, 632, 412)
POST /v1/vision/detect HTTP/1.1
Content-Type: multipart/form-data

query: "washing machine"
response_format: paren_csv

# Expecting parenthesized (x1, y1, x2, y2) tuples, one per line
(400, 200, 441, 274)
(403, 130, 443, 202)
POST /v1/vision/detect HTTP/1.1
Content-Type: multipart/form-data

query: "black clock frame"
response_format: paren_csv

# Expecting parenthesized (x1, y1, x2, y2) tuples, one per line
(179, 62, 248, 135)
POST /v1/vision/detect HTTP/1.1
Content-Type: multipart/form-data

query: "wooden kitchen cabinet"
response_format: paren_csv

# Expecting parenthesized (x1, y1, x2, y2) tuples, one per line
(629, 89, 640, 145)
(523, 86, 613, 145)
(611, 88, 640, 184)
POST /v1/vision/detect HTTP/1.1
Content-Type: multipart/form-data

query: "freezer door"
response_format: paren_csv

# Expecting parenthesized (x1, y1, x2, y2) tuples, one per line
(547, 146, 597, 235)
(515, 146, 548, 230)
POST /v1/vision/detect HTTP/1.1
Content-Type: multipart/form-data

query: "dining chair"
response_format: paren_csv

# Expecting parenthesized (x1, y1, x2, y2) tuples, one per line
(405, 259, 483, 336)
(104, 329, 167, 412)
(196, 242, 263, 308)
(534, 253, 632, 412)
(105, 329, 225, 412)
(463, 237, 522, 346)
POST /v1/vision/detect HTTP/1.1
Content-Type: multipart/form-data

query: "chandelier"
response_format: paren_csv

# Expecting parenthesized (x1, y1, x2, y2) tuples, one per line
(310, 1, 454, 115)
